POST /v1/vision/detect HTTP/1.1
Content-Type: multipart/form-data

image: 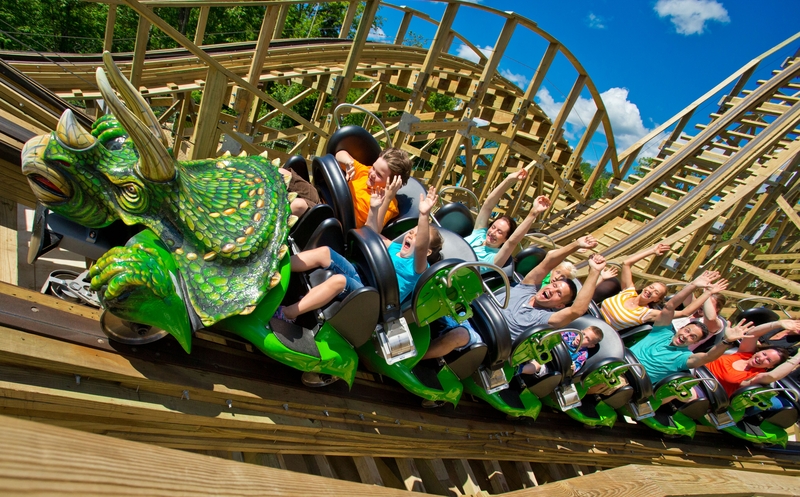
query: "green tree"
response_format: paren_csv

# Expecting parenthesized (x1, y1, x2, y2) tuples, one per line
(579, 161, 612, 199)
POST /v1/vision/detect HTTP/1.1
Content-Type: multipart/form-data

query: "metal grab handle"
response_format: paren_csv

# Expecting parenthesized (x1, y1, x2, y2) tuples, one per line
(676, 377, 719, 392)
(523, 232, 556, 249)
(333, 103, 392, 142)
(751, 387, 800, 403)
(436, 185, 480, 209)
(605, 363, 645, 379)
(532, 329, 569, 349)
(735, 296, 791, 318)
(445, 261, 510, 309)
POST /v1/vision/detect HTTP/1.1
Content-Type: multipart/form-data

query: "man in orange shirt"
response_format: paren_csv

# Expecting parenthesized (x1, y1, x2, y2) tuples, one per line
(336, 148, 412, 228)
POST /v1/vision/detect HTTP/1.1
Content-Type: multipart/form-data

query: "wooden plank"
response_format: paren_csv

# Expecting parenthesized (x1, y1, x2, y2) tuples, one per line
(452, 459, 482, 496)
(395, 458, 426, 493)
(514, 460, 539, 488)
(353, 456, 384, 486)
(0, 198, 16, 285)
(482, 460, 510, 494)
(730, 259, 800, 297)
(189, 67, 228, 159)
(776, 195, 800, 231)
(0, 415, 416, 496)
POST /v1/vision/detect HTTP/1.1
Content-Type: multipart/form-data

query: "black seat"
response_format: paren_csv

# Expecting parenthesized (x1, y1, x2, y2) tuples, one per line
(695, 366, 731, 414)
(381, 178, 428, 239)
(469, 293, 513, 370)
(346, 227, 401, 322)
(513, 246, 547, 280)
(593, 277, 621, 305)
(731, 306, 780, 327)
(438, 228, 478, 263)
(522, 340, 572, 398)
(326, 125, 382, 166)
(283, 154, 311, 183)
(434, 202, 474, 238)
(312, 155, 357, 234)
(289, 204, 344, 254)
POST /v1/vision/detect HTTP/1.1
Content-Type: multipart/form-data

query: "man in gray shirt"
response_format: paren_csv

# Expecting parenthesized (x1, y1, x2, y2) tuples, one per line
(500, 235, 605, 339)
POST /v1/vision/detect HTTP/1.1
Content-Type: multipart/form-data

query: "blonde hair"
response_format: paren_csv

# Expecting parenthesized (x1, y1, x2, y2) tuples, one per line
(556, 261, 577, 279)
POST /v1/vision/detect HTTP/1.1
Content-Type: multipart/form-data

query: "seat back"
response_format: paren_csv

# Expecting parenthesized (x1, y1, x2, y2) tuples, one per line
(381, 178, 428, 239)
(438, 227, 478, 262)
(695, 366, 731, 413)
(593, 277, 621, 305)
(346, 227, 402, 323)
(434, 202, 475, 238)
(326, 125, 382, 166)
(407, 258, 482, 326)
(283, 154, 310, 183)
(289, 204, 344, 253)
(469, 293, 512, 369)
(312, 155, 356, 234)
(513, 246, 547, 280)
(731, 306, 780, 327)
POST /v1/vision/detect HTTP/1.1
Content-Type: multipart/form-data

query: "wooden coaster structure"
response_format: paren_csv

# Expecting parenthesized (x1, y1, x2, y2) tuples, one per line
(1, 0, 800, 493)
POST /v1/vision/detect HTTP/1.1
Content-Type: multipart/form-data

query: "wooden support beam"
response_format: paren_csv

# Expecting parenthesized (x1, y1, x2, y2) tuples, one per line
(193, 6, 210, 45)
(482, 460, 510, 494)
(339, 1, 358, 39)
(189, 68, 227, 159)
(394, 11, 413, 45)
(0, 198, 16, 285)
(452, 459, 482, 496)
(395, 458, 426, 493)
(354, 456, 384, 486)
(730, 259, 800, 297)
(130, 10, 151, 88)
(103, 4, 117, 52)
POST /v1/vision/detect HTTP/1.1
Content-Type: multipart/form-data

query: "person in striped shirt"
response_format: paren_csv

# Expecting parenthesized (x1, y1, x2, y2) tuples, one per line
(600, 243, 714, 331)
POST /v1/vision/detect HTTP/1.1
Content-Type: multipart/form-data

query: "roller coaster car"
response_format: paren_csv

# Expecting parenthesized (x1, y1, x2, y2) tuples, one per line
(731, 300, 800, 349)
(433, 201, 474, 238)
(347, 227, 486, 406)
(314, 125, 428, 239)
(540, 316, 644, 428)
(692, 366, 800, 447)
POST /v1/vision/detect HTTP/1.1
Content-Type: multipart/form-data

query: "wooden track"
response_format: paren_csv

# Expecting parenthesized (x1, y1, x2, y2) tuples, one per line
(1, 1, 800, 492)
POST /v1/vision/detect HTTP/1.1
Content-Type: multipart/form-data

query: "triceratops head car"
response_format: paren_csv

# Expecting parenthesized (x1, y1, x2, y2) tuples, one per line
(21, 52, 295, 334)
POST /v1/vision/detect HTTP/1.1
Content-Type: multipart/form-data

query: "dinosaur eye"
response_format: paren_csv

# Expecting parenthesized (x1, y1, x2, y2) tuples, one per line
(117, 182, 147, 213)
(124, 184, 137, 195)
(103, 137, 126, 151)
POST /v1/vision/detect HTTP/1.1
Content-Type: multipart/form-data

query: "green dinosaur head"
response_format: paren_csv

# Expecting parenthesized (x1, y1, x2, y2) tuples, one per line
(21, 52, 294, 326)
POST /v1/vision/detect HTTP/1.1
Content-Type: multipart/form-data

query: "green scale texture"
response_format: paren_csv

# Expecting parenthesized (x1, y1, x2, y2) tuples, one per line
(23, 114, 290, 326)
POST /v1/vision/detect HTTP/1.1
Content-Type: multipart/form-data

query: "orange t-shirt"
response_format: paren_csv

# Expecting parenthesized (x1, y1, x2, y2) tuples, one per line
(349, 159, 399, 228)
(705, 352, 765, 397)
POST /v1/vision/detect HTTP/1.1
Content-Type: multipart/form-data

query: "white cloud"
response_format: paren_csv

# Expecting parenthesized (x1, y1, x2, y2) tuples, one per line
(535, 87, 655, 152)
(587, 13, 606, 29)
(368, 26, 387, 42)
(654, 0, 730, 35)
(500, 68, 529, 89)
(455, 43, 493, 63)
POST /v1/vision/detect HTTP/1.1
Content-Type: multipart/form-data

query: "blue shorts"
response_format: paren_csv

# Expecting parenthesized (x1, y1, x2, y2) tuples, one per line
(431, 315, 481, 351)
(326, 247, 364, 297)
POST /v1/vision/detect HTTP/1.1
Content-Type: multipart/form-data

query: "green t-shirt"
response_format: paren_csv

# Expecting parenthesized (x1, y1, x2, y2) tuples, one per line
(630, 325, 692, 383)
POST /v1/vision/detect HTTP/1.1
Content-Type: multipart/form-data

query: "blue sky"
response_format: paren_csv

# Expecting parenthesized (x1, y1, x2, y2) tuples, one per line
(368, 0, 800, 161)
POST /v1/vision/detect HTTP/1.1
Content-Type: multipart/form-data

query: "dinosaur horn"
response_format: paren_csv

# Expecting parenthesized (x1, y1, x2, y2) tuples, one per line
(96, 66, 175, 183)
(56, 109, 96, 149)
(101, 52, 168, 148)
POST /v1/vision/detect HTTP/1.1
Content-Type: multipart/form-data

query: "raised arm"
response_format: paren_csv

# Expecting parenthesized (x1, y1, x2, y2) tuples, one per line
(686, 319, 753, 369)
(741, 349, 800, 387)
(548, 254, 606, 328)
(522, 235, 598, 287)
(414, 187, 437, 274)
(475, 167, 528, 229)
(492, 195, 550, 267)
(653, 270, 719, 327)
(621, 243, 671, 289)
(738, 319, 800, 354)
(335, 150, 356, 181)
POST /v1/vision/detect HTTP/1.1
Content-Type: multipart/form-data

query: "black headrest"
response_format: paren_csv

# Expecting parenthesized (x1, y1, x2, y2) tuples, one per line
(513, 246, 547, 279)
(346, 227, 401, 322)
(381, 178, 428, 239)
(469, 293, 512, 368)
(732, 306, 781, 327)
(695, 366, 731, 412)
(312, 154, 356, 234)
(326, 125, 382, 166)
(593, 277, 621, 304)
(283, 155, 310, 183)
(434, 202, 475, 238)
(438, 227, 477, 262)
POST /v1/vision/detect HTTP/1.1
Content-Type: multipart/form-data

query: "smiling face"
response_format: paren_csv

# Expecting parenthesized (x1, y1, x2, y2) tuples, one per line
(367, 157, 391, 189)
(533, 280, 574, 309)
(671, 323, 704, 347)
(640, 282, 667, 304)
(746, 349, 782, 370)
(485, 218, 511, 248)
(580, 328, 602, 348)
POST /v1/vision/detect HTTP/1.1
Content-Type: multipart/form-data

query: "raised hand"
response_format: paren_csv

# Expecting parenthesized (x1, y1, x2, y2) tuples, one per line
(531, 195, 551, 215)
(508, 167, 529, 182)
(693, 270, 721, 289)
(577, 235, 598, 249)
(419, 186, 438, 217)
(369, 188, 385, 210)
(725, 319, 754, 342)
(600, 265, 619, 281)
(653, 243, 671, 256)
(588, 253, 607, 272)
(708, 278, 728, 294)
(385, 175, 403, 201)
(345, 161, 356, 181)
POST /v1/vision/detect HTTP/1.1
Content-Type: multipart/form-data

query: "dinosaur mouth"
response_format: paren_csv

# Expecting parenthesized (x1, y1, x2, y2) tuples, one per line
(25, 170, 72, 204)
